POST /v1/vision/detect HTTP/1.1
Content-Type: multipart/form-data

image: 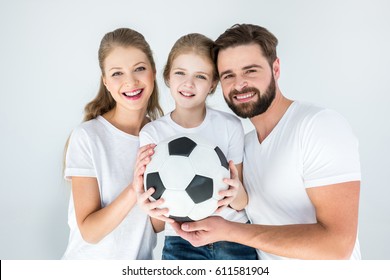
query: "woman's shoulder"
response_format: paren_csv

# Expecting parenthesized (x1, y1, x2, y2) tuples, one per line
(69, 117, 104, 140)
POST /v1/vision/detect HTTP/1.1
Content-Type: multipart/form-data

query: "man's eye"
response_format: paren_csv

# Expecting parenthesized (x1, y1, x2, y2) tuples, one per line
(246, 69, 257, 74)
(222, 74, 233, 80)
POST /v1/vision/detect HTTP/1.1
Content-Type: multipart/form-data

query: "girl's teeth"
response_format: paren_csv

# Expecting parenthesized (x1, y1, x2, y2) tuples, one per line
(180, 91, 194, 97)
(124, 89, 141, 97)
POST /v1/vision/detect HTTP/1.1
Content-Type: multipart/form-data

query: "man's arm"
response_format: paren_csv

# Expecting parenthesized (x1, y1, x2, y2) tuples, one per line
(173, 181, 360, 259)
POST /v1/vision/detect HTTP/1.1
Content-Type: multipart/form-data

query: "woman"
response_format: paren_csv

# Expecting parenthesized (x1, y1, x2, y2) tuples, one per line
(62, 28, 163, 259)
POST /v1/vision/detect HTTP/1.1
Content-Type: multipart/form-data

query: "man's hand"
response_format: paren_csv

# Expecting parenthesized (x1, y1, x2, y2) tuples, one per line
(171, 216, 229, 246)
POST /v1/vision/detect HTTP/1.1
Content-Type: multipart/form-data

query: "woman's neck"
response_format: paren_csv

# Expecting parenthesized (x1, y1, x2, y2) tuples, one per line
(170, 106, 206, 128)
(102, 106, 148, 136)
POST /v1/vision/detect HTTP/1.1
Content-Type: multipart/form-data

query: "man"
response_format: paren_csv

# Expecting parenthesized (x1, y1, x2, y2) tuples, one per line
(172, 24, 361, 260)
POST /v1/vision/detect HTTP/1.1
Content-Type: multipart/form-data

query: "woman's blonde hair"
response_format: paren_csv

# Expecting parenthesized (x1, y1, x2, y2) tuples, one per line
(84, 27, 163, 121)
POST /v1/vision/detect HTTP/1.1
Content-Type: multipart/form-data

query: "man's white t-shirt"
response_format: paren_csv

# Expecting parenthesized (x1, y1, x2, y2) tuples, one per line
(244, 101, 361, 260)
(140, 107, 249, 236)
(63, 116, 156, 259)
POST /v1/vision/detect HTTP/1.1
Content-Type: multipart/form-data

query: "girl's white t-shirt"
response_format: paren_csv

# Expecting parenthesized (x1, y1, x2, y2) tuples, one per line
(140, 107, 249, 236)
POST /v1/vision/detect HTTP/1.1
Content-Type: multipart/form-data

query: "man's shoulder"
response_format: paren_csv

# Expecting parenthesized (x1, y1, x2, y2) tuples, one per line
(288, 101, 344, 125)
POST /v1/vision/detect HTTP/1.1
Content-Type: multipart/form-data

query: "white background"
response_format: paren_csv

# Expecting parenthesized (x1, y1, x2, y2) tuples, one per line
(0, 0, 389, 260)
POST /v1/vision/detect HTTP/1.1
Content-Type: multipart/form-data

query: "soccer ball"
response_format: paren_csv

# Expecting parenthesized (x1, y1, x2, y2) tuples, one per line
(144, 133, 230, 222)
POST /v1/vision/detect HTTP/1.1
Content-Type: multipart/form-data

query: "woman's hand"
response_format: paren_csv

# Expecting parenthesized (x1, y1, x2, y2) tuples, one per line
(133, 144, 174, 223)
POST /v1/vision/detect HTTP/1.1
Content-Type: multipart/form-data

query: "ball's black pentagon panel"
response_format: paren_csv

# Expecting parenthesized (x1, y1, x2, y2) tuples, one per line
(186, 175, 213, 203)
(168, 136, 197, 157)
(145, 172, 165, 200)
(168, 215, 194, 222)
(214, 146, 229, 170)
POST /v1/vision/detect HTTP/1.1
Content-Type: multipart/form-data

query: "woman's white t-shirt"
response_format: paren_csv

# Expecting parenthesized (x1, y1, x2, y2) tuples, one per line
(63, 116, 156, 259)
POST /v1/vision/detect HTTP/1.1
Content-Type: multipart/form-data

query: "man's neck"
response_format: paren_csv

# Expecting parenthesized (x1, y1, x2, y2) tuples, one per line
(250, 91, 293, 143)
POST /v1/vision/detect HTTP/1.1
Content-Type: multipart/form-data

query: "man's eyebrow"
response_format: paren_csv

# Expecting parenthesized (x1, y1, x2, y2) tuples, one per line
(242, 64, 263, 70)
(219, 64, 264, 78)
(219, 69, 232, 78)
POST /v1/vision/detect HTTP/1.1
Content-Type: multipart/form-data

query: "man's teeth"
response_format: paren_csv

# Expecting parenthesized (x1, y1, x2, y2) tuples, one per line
(235, 93, 255, 100)
(124, 89, 142, 97)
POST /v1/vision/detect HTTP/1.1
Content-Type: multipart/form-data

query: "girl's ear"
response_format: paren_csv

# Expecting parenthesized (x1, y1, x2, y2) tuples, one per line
(102, 75, 107, 87)
(209, 81, 218, 94)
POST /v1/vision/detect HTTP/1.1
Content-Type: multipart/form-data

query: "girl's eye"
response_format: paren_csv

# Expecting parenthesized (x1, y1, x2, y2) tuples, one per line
(174, 71, 185, 75)
(196, 75, 207, 80)
(135, 66, 146, 72)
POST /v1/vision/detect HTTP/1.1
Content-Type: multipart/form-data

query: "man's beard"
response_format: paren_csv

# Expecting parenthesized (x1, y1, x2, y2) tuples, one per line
(224, 75, 276, 119)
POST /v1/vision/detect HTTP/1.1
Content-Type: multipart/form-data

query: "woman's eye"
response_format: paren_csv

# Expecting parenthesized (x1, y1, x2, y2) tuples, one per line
(135, 66, 146, 72)
(112, 72, 122, 77)
(174, 71, 185, 75)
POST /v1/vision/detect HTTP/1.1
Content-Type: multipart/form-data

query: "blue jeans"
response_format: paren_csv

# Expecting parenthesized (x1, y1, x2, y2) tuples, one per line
(162, 236, 258, 260)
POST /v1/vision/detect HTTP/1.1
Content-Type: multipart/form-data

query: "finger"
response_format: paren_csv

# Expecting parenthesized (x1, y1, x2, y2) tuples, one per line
(137, 187, 155, 201)
(181, 220, 209, 232)
(137, 144, 156, 161)
(229, 160, 238, 179)
(215, 205, 228, 213)
(145, 198, 166, 211)
(135, 145, 155, 168)
(222, 178, 239, 188)
(134, 165, 146, 179)
(217, 196, 234, 207)
(137, 143, 156, 157)
(149, 209, 175, 223)
(171, 221, 186, 235)
(218, 187, 236, 197)
(148, 207, 168, 216)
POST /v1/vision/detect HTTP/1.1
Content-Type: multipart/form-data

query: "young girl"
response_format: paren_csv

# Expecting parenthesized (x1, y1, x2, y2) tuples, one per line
(62, 28, 163, 259)
(135, 33, 257, 260)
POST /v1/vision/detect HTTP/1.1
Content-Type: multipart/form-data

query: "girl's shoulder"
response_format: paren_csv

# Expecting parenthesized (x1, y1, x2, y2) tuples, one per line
(207, 107, 242, 124)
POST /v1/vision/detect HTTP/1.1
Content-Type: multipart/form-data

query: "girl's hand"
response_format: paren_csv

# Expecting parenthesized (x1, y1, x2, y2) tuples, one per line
(216, 160, 241, 212)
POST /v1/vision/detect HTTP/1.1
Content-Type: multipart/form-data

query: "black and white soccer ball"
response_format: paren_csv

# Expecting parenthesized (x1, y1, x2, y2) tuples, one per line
(144, 133, 230, 222)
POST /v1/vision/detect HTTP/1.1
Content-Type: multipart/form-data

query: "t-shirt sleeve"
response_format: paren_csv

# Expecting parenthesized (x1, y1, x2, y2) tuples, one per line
(64, 126, 96, 181)
(139, 124, 159, 147)
(302, 109, 361, 188)
(226, 116, 245, 164)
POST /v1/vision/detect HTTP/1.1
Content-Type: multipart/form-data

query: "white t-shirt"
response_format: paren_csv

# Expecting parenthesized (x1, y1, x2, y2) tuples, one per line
(140, 107, 249, 236)
(244, 101, 361, 260)
(63, 116, 156, 259)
